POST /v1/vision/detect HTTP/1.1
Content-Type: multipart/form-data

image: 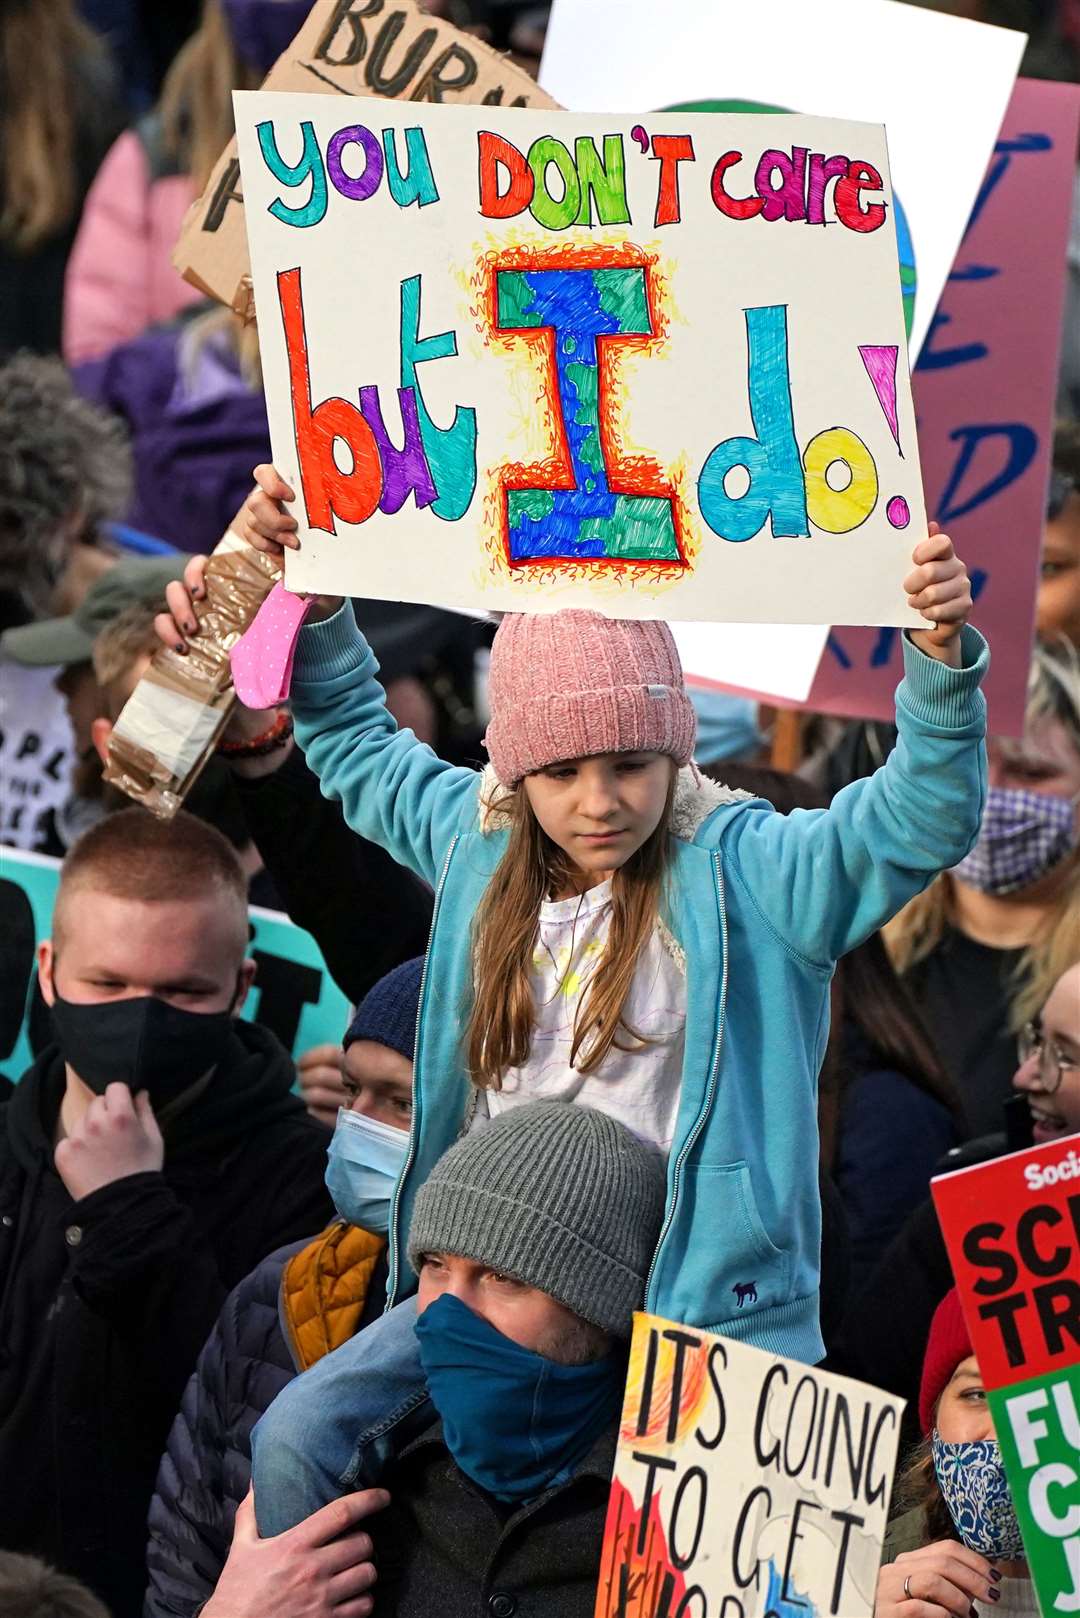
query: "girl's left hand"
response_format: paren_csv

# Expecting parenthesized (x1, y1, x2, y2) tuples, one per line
(904, 523, 973, 668)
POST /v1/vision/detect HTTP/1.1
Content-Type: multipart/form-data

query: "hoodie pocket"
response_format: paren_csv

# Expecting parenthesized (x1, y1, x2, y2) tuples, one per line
(664, 1159, 791, 1329)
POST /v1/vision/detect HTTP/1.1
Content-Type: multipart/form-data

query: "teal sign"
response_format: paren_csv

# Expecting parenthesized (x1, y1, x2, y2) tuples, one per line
(0, 844, 352, 1082)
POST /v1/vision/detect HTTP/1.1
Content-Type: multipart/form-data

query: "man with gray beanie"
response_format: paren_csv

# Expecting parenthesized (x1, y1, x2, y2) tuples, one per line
(213, 1099, 665, 1618)
(368, 1098, 666, 1615)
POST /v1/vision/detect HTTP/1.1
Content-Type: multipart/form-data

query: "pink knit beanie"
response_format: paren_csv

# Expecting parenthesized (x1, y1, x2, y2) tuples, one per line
(483, 610, 697, 787)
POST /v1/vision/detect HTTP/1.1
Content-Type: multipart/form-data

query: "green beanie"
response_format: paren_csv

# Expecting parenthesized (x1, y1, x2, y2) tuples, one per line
(407, 1101, 666, 1339)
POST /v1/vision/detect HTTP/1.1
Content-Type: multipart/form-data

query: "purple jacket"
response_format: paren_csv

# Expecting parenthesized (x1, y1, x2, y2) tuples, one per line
(74, 316, 271, 554)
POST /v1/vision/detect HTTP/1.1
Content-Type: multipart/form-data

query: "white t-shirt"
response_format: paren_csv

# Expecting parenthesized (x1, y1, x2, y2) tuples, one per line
(481, 879, 687, 1154)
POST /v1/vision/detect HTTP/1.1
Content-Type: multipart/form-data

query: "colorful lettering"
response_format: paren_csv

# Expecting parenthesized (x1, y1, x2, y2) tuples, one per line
(382, 125, 440, 208)
(259, 120, 328, 228)
(708, 148, 886, 233)
(493, 261, 682, 567)
(399, 275, 477, 523)
(649, 135, 695, 227)
(278, 266, 475, 531)
(326, 124, 383, 202)
(278, 266, 382, 531)
(803, 427, 879, 533)
(698, 306, 809, 543)
(479, 134, 631, 231)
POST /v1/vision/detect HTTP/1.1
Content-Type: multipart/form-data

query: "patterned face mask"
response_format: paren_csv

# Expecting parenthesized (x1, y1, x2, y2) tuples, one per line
(932, 1434, 1026, 1559)
(952, 786, 1078, 896)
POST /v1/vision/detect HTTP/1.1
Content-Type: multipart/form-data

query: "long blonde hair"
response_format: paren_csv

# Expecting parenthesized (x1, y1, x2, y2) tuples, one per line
(0, 0, 108, 251)
(886, 641, 1080, 1029)
(159, 0, 261, 193)
(467, 771, 676, 1089)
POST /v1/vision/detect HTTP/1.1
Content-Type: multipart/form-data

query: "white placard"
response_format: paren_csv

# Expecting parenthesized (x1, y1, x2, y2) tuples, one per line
(540, 0, 1026, 363)
(236, 93, 927, 624)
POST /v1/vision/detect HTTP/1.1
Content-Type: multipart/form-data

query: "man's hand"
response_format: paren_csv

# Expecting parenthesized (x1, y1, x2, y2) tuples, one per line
(904, 524, 973, 669)
(298, 1044, 349, 1128)
(201, 1487, 389, 1618)
(55, 1084, 164, 1202)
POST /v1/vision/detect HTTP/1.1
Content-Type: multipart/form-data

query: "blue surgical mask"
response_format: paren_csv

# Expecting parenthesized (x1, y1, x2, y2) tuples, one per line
(414, 1292, 622, 1503)
(932, 1433, 1025, 1559)
(324, 1107, 408, 1236)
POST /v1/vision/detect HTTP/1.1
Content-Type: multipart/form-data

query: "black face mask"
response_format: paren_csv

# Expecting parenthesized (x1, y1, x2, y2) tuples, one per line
(49, 991, 236, 1108)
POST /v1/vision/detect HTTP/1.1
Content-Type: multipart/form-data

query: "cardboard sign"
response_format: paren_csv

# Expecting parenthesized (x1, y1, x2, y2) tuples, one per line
(805, 79, 1080, 737)
(933, 1140, 1080, 1617)
(172, 0, 558, 319)
(540, 0, 1025, 363)
(236, 94, 927, 625)
(596, 1313, 904, 1618)
(0, 845, 352, 1079)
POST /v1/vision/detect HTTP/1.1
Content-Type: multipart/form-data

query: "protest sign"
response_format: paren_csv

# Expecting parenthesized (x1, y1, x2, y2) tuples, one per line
(933, 1140, 1080, 1616)
(0, 846, 352, 1079)
(540, 0, 1024, 364)
(805, 78, 1080, 737)
(173, 0, 557, 319)
(236, 94, 926, 626)
(596, 1312, 904, 1618)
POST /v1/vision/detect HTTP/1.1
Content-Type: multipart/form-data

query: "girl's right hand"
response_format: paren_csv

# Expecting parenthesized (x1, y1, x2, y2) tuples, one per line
(236, 463, 343, 619)
(238, 463, 300, 560)
(875, 1540, 1001, 1616)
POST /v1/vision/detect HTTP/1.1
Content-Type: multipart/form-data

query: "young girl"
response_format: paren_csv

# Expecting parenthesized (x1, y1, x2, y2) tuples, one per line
(159, 466, 987, 1535)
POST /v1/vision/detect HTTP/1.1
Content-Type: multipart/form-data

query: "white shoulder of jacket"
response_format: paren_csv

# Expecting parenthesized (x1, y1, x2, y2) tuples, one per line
(475, 763, 751, 839)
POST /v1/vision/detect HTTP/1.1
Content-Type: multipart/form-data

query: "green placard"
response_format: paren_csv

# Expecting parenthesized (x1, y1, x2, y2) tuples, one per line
(988, 1366, 1080, 1617)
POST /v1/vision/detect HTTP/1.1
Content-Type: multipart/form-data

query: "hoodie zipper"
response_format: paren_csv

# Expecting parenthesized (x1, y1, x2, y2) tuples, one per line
(644, 850, 730, 1308)
(385, 833, 459, 1309)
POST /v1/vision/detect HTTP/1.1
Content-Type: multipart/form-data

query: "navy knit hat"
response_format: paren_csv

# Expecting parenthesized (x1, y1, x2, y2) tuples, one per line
(344, 958, 424, 1062)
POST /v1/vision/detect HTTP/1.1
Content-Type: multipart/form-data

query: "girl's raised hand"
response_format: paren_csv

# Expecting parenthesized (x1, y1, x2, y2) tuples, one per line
(236, 463, 300, 560)
(904, 523, 973, 669)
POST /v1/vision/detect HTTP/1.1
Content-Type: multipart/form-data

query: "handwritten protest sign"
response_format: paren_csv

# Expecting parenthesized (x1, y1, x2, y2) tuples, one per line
(541, 0, 1025, 364)
(173, 0, 558, 320)
(805, 78, 1080, 736)
(235, 95, 926, 625)
(0, 846, 352, 1078)
(933, 1141, 1080, 1617)
(596, 1313, 904, 1617)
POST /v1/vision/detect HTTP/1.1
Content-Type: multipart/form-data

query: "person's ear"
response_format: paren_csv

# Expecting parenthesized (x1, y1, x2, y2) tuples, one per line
(38, 940, 57, 1007)
(232, 958, 258, 1016)
(91, 716, 113, 767)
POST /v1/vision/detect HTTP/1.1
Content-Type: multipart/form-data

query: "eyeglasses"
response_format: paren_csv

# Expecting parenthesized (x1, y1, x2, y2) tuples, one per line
(1018, 1022, 1080, 1095)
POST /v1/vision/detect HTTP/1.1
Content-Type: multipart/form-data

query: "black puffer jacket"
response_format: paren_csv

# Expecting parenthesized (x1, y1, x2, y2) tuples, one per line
(144, 1224, 387, 1618)
(0, 1025, 332, 1618)
(145, 1238, 302, 1616)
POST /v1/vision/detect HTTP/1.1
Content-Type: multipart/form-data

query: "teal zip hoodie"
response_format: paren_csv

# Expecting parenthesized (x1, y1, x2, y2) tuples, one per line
(290, 608, 988, 1366)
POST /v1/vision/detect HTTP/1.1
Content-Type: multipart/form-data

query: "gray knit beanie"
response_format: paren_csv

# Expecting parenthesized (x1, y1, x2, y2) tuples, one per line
(407, 1101, 666, 1339)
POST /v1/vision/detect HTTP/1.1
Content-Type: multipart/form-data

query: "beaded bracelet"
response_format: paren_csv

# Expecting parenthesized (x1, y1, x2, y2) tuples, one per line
(217, 710, 294, 758)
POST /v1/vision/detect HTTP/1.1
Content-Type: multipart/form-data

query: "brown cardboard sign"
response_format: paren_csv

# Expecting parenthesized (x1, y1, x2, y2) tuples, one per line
(172, 0, 559, 318)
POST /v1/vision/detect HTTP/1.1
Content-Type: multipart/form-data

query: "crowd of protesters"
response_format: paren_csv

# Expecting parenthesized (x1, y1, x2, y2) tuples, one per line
(1, 1, 1079, 1616)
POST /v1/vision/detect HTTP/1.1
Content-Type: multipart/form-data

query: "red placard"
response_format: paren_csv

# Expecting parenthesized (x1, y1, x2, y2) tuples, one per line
(932, 1137, 1080, 1391)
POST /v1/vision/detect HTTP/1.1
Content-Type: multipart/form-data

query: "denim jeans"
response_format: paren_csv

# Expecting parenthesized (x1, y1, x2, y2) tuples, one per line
(250, 1296, 432, 1536)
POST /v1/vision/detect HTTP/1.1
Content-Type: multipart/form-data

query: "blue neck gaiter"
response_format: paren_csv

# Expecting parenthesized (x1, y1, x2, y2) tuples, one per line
(414, 1293, 623, 1503)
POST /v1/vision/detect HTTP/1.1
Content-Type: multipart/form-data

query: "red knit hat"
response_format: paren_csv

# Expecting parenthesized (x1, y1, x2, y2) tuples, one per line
(919, 1288, 973, 1436)
(483, 610, 697, 787)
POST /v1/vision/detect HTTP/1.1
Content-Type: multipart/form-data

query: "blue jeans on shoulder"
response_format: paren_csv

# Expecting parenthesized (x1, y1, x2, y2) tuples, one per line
(250, 1296, 431, 1536)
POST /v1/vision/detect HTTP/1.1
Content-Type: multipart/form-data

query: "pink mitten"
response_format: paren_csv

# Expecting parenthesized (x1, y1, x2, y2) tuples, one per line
(229, 581, 314, 708)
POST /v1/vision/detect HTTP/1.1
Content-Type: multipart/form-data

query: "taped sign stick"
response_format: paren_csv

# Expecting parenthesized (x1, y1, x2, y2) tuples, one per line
(172, 0, 559, 320)
(932, 1140, 1080, 1616)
